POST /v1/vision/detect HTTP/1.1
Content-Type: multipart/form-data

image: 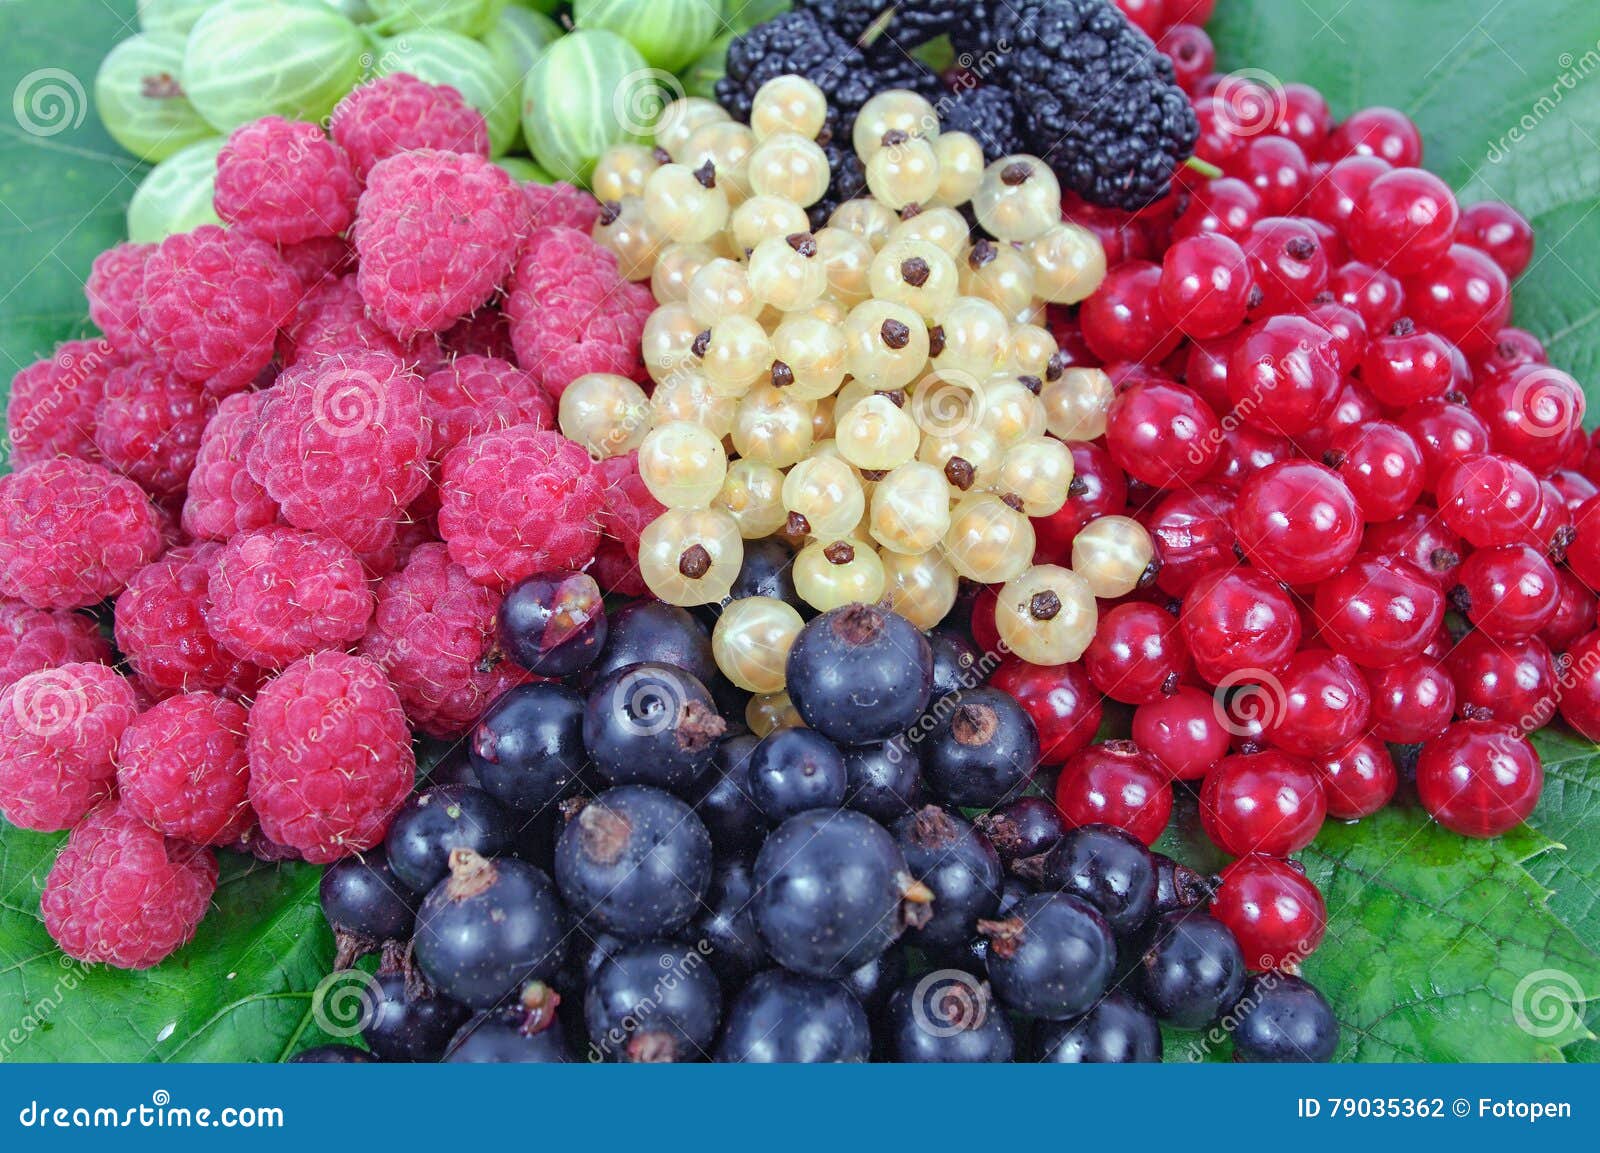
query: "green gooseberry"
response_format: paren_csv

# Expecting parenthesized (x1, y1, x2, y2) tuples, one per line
(137, 0, 222, 35)
(572, 0, 721, 74)
(496, 156, 554, 184)
(681, 32, 731, 102)
(521, 28, 655, 186)
(367, 0, 506, 37)
(126, 137, 224, 243)
(374, 30, 520, 156)
(507, 0, 562, 15)
(482, 4, 560, 81)
(95, 33, 215, 163)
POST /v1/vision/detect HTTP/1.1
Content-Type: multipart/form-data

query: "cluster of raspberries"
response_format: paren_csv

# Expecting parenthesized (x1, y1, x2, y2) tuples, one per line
(1, 75, 659, 971)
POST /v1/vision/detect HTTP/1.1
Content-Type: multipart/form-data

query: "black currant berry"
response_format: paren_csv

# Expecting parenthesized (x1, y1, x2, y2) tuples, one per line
(384, 784, 513, 893)
(785, 604, 934, 744)
(1230, 973, 1340, 1062)
(589, 601, 717, 685)
(443, 981, 567, 1063)
(1035, 991, 1163, 1063)
(423, 746, 478, 787)
(692, 734, 766, 855)
(1151, 851, 1219, 917)
(288, 1044, 376, 1063)
(841, 739, 923, 823)
(751, 808, 931, 977)
(749, 727, 848, 822)
(583, 662, 726, 793)
(1018, 823, 1157, 936)
(693, 855, 769, 984)
(554, 785, 712, 940)
(414, 849, 570, 1010)
(980, 892, 1117, 1019)
(729, 536, 807, 614)
(1138, 911, 1247, 1029)
(923, 687, 1041, 807)
(319, 848, 418, 969)
(715, 969, 871, 1063)
(585, 939, 724, 1063)
(361, 948, 471, 1063)
(928, 627, 986, 701)
(974, 795, 1067, 866)
(498, 570, 608, 676)
(883, 973, 1015, 1062)
(892, 805, 1003, 953)
(838, 946, 908, 1018)
(469, 683, 587, 813)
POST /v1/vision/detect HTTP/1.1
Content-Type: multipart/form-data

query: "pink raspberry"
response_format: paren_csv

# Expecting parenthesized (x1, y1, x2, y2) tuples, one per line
(523, 181, 603, 233)
(422, 354, 553, 459)
(359, 542, 529, 738)
(0, 457, 163, 609)
(115, 543, 265, 698)
(181, 392, 279, 541)
(596, 450, 665, 558)
(438, 424, 604, 587)
(283, 275, 415, 368)
(138, 224, 299, 397)
(92, 358, 214, 499)
(506, 226, 653, 397)
(246, 650, 415, 863)
(440, 307, 516, 361)
(355, 149, 527, 339)
(115, 692, 252, 845)
(0, 663, 139, 831)
(206, 526, 374, 670)
(0, 599, 111, 689)
(278, 235, 356, 291)
(85, 241, 153, 355)
(214, 116, 360, 244)
(331, 73, 491, 180)
(6, 338, 120, 467)
(41, 801, 218, 970)
(246, 350, 430, 555)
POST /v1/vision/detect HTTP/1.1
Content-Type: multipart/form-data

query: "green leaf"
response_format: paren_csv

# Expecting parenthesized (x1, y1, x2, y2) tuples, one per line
(1529, 729, 1600, 954)
(1298, 805, 1599, 1061)
(0, 826, 336, 1063)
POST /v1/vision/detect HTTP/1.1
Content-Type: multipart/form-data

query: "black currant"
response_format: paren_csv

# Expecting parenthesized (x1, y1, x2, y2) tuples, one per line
(693, 855, 768, 984)
(715, 969, 871, 1063)
(469, 683, 587, 813)
(384, 784, 513, 893)
(785, 604, 934, 744)
(361, 948, 471, 1063)
(423, 745, 478, 787)
(443, 981, 568, 1063)
(841, 739, 923, 823)
(288, 1044, 376, 1063)
(692, 734, 767, 855)
(729, 536, 807, 613)
(583, 662, 726, 793)
(498, 570, 608, 676)
(1138, 911, 1247, 1029)
(1035, 991, 1163, 1062)
(980, 892, 1117, 1019)
(319, 848, 418, 969)
(1018, 823, 1157, 936)
(414, 849, 570, 1009)
(749, 727, 848, 822)
(923, 687, 1041, 807)
(1151, 851, 1219, 917)
(892, 805, 1003, 953)
(974, 795, 1067, 866)
(589, 600, 717, 685)
(585, 939, 724, 1062)
(554, 785, 713, 940)
(883, 973, 1015, 1062)
(837, 946, 908, 1018)
(1230, 973, 1340, 1062)
(928, 627, 987, 701)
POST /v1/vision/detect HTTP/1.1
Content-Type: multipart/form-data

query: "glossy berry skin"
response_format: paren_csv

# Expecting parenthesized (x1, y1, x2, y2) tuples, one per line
(840, 741, 923, 825)
(1445, 632, 1557, 732)
(362, 968, 470, 1063)
(1416, 722, 1543, 838)
(981, 893, 1116, 1020)
(1265, 650, 1372, 758)
(1348, 168, 1459, 274)
(498, 571, 607, 676)
(882, 975, 1015, 1062)
(554, 786, 712, 940)
(1300, 299, 1369, 376)
(469, 683, 587, 813)
(1405, 243, 1510, 354)
(1455, 545, 1560, 641)
(384, 784, 513, 894)
(1232, 462, 1362, 587)
(1035, 991, 1161, 1062)
(589, 601, 716, 686)
(1159, 234, 1253, 339)
(922, 687, 1042, 808)
(989, 659, 1103, 765)
(1542, 567, 1598, 653)
(1032, 442, 1127, 564)
(1210, 425, 1295, 491)
(1328, 260, 1404, 329)
(1226, 137, 1311, 217)
(752, 808, 918, 977)
(974, 795, 1067, 865)
(1079, 262, 1181, 364)
(1133, 686, 1231, 781)
(1324, 420, 1424, 521)
(1211, 855, 1326, 971)
(1557, 630, 1600, 741)
(1105, 380, 1220, 489)
(1569, 496, 1600, 592)
(1201, 751, 1327, 856)
(1436, 453, 1545, 549)
(583, 663, 724, 794)
(1231, 974, 1340, 1062)
(1137, 911, 1247, 1029)
(1083, 603, 1188, 706)
(749, 728, 847, 823)
(1052, 743, 1173, 846)
(1180, 566, 1302, 684)
(1327, 106, 1422, 167)
(1241, 215, 1328, 314)
(1397, 399, 1491, 490)
(694, 857, 768, 985)
(1305, 155, 1390, 231)
(784, 605, 932, 745)
(585, 939, 723, 1063)
(1313, 734, 1398, 819)
(892, 806, 1003, 954)
(1473, 365, 1586, 477)
(1456, 200, 1535, 280)
(1172, 177, 1262, 243)
(837, 946, 907, 1018)
(1313, 556, 1445, 668)
(1226, 315, 1341, 436)
(1026, 823, 1158, 936)
(715, 969, 871, 1063)
(1362, 508, 1464, 588)
(692, 735, 765, 855)
(446, 1004, 570, 1063)
(928, 628, 987, 701)
(1365, 658, 1455, 744)
(1147, 487, 1237, 596)
(319, 849, 417, 965)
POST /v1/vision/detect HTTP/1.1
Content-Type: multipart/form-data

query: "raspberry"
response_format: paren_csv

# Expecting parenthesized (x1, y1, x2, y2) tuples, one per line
(181, 392, 279, 541)
(440, 307, 516, 361)
(330, 73, 490, 180)
(278, 235, 356, 291)
(115, 543, 265, 698)
(246, 650, 415, 863)
(92, 358, 214, 499)
(358, 542, 529, 738)
(246, 350, 430, 555)
(0, 599, 110, 689)
(214, 116, 360, 244)
(523, 180, 603, 233)
(6, 338, 120, 467)
(0, 663, 139, 831)
(421, 354, 554, 460)
(206, 526, 374, 670)
(505, 227, 653, 397)
(438, 424, 604, 587)
(284, 275, 415, 368)
(0, 457, 163, 609)
(40, 801, 218, 970)
(354, 149, 527, 339)
(85, 242, 153, 355)
(115, 692, 252, 845)
(596, 449, 664, 562)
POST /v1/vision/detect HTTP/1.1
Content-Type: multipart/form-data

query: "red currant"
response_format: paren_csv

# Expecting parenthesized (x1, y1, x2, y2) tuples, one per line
(1545, 468, 1597, 514)
(1053, 741, 1173, 846)
(1243, 216, 1330, 314)
(1325, 106, 1423, 167)
(1157, 22, 1214, 92)
(1105, 379, 1220, 489)
(1264, 649, 1372, 758)
(1362, 318, 1455, 410)
(1472, 364, 1586, 476)
(1180, 565, 1302, 683)
(1436, 453, 1544, 549)
(1328, 260, 1404, 329)
(1556, 629, 1600, 740)
(990, 658, 1103, 765)
(1226, 136, 1312, 216)
(1192, 95, 1250, 169)
(1080, 261, 1181, 364)
(1454, 544, 1561, 641)
(1172, 176, 1263, 243)
(1455, 200, 1535, 280)
(1347, 167, 1459, 274)
(1300, 300, 1367, 374)
(1225, 314, 1341, 436)
(1132, 685, 1230, 780)
(1361, 506, 1464, 587)
(1416, 721, 1542, 838)
(1304, 154, 1390, 230)
(1061, 199, 1152, 268)
(1211, 854, 1327, 970)
(1083, 602, 1190, 705)
(1365, 656, 1455, 743)
(1200, 750, 1327, 856)
(1395, 398, 1490, 491)
(1446, 631, 1557, 731)
(1210, 425, 1295, 490)
(1324, 420, 1425, 522)
(1145, 487, 1237, 596)
(1232, 461, 1362, 586)
(1565, 496, 1600, 592)
(1474, 326, 1548, 384)
(1541, 567, 1598, 653)
(1159, 233, 1254, 339)
(1114, 0, 1168, 37)
(1297, 379, 1380, 461)
(1032, 442, 1128, 565)
(1312, 555, 1445, 667)
(1272, 83, 1333, 153)
(1403, 243, 1510, 354)
(1314, 735, 1398, 819)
